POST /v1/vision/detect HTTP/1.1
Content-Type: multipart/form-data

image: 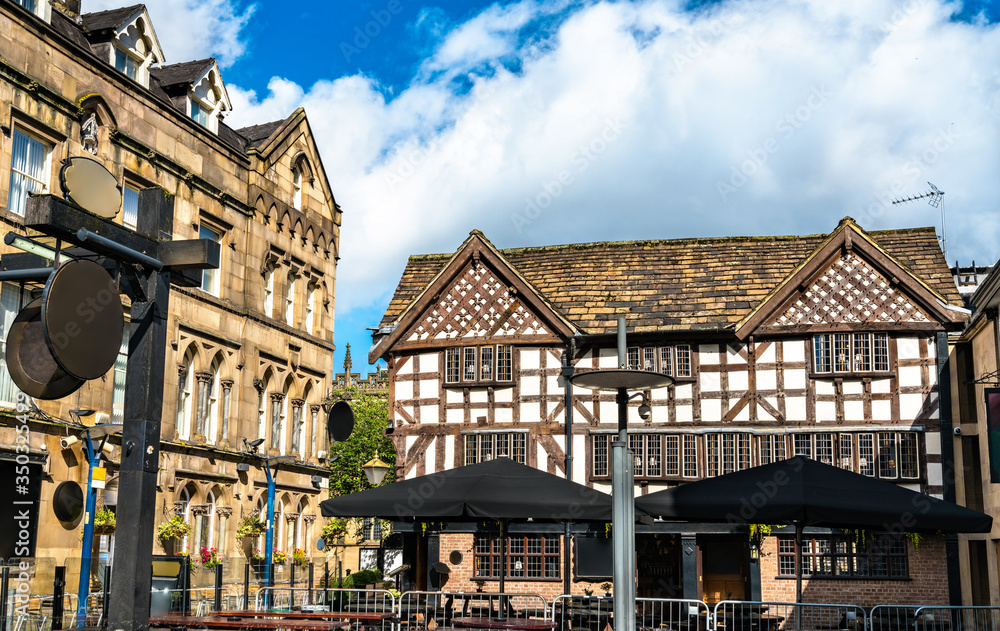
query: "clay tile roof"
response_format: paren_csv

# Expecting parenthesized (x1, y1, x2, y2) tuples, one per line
(81, 4, 143, 32)
(236, 120, 285, 148)
(149, 59, 215, 87)
(380, 226, 961, 335)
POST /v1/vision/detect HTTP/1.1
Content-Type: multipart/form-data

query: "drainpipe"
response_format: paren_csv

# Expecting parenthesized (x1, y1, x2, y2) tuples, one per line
(562, 338, 576, 596)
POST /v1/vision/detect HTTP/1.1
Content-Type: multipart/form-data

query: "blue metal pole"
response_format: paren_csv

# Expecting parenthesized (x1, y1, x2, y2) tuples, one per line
(76, 435, 99, 627)
(264, 463, 275, 609)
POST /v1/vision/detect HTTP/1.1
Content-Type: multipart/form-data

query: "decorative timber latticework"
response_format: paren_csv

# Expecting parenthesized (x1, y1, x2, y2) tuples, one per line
(407, 263, 548, 342)
(773, 252, 931, 327)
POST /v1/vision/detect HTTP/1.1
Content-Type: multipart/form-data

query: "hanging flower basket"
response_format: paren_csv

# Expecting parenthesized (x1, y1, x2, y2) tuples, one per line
(93, 508, 116, 536)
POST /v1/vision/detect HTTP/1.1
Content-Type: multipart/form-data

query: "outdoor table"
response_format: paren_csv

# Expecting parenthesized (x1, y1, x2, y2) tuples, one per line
(149, 614, 350, 630)
(452, 616, 557, 630)
(210, 610, 396, 626)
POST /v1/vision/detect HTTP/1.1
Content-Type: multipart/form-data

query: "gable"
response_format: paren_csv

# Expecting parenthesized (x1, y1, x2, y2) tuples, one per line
(771, 250, 931, 328)
(402, 260, 551, 343)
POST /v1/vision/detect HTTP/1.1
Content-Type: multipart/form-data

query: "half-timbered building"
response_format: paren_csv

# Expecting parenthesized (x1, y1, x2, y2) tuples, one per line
(371, 217, 966, 605)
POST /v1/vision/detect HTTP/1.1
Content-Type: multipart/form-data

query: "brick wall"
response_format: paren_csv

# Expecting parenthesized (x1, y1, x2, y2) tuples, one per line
(759, 536, 949, 607)
(438, 533, 609, 601)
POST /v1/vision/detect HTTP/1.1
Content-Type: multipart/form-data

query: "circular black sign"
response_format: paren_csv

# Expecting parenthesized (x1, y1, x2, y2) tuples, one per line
(6, 298, 86, 399)
(327, 401, 355, 442)
(53, 480, 84, 522)
(42, 259, 124, 380)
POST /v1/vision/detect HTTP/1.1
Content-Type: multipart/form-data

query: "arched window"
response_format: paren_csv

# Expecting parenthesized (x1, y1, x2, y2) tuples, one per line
(176, 355, 195, 440)
(197, 489, 216, 553)
(296, 499, 308, 551)
(178, 486, 191, 554)
(263, 266, 274, 318)
(292, 166, 302, 210)
(291, 399, 304, 457)
(304, 284, 316, 334)
(257, 385, 267, 442)
(205, 358, 221, 444)
(285, 273, 296, 326)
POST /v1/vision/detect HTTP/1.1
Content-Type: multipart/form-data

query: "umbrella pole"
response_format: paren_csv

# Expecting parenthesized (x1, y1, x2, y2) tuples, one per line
(499, 519, 507, 616)
(795, 523, 803, 605)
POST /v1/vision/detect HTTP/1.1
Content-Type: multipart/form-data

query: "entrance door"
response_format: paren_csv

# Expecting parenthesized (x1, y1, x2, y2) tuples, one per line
(700, 535, 746, 603)
(636, 534, 681, 598)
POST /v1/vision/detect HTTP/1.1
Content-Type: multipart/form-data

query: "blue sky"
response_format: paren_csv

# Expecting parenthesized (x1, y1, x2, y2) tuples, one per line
(90, 0, 1000, 375)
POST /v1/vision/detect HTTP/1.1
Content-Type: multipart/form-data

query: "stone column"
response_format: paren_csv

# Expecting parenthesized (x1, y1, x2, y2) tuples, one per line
(270, 393, 285, 452)
(291, 398, 305, 455)
(309, 405, 321, 460)
(195, 371, 212, 440)
(216, 507, 233, 556)
(221, 379, 234, 442)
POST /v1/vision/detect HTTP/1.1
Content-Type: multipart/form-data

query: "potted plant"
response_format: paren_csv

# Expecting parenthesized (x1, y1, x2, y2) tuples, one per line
(93, 508, 116, 536)
(474, 579, 486, 593)
(292, 548, 309, 568)
(156, 515, 191, 555)
(236, 513, 267, 558)
(600, 583, 612, 597)
(272, 549, 287, 564)
(200, 547, 220, 570)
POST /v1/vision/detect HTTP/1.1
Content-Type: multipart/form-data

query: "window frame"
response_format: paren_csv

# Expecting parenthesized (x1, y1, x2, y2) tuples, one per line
(464, 432, 527, 465)
(777, 534, 910, 580)
(197, 223, 223, 296)
(443, 345, 514, 386)
(473, 534, 561, 581)
(8, 126, 53, 217)
(592, 433, 699, 481)
(812, 333, 892, 377)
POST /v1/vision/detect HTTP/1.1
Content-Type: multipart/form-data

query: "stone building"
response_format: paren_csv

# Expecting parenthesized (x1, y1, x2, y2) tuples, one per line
(0, 0, 340, 575)
(371, 218, 967, 605)
(950, 259, 1000, 605)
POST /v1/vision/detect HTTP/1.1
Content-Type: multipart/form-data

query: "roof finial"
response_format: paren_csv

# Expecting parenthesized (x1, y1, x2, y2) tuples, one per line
(343, 343, 352, 373)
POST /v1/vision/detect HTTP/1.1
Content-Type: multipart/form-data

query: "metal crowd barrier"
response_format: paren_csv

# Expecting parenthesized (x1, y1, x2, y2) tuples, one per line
(912, 606, 1000, 631)
(715, 600, 867, 631)
(398, 591, 548, 628)
(869, 606, 925, 631)
(551, 596, 708, 631)
(551, 595, 614, 631)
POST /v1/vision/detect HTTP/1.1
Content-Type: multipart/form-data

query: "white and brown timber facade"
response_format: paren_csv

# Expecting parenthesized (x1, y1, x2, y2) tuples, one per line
(0, 0, 341, 574)
(371, 217, 968, 605)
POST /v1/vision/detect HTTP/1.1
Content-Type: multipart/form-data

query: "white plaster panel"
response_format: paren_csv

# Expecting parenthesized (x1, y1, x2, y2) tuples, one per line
(521, 377, 540, 397)
(445, 438, 455, 469)
(758, 400, 775, 421)
(674, 384, 693, 399)
(899, 393, 924, 420)
(734, 403, 750, 421)
(927, 462, 943, 487)
(593, 482, 612, 494)
(494, 388, 513, 403)
(816, 401, 836, 422)
(815, 380, 834, 396)
(447, 408, 464, 423)
(728, 345, 747, 365)
(422, 353, 439, 373)
(729, 371, 749, 391)
(899, 483, 921, 494)
(470, 389, 488, 404)
(426, 440, 436, 472)
(701, 400, 721, 423)
(844, 400, 864, 422)
(420, 405, 439, 423)
(548, 375, 562, 393)
(757, 344, 775, 363)
(447, 389, 463, 405)
(494, 408, 513, 423)
(785, 397, 806, 421)
(521, 402, 541, 422)
(700, 347, 720, 366)
(599, 349, 619, 368)
(871, 378, 891, 394)
(896, 337, 921, 360)
(396, 357, 414, 375)
(898, 366, 922, 388)
(650, 385, 672, 399)
(423, 378, 439, 394)
(521, 350, 540, 370)
(757, 370, 776, 391)
(872, 400, 891, 420)
(701, 371, 721, 393)
(842, 380, 863, 396)
(785, 369, 806, 391)
(925, 432, 941, 456)
(395, 380, 413, 400)
(784, 341, 805, 363)
(600, 400, 618, 421)
(675, 404, 693, 423)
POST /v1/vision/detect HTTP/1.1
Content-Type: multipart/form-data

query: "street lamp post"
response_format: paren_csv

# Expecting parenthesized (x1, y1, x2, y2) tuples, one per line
(75, 421, 119, 628)
(569, 318, 672, 631)
(262, 455, 296, 603)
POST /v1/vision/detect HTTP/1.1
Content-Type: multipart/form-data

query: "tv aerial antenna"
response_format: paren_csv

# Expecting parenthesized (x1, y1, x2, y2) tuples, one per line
(892, 182, 946, 260)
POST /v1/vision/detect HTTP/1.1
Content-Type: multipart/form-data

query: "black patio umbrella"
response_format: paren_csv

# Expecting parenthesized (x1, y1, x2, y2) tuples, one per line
(320, 457, 616, 594)
(635, 456, 992, 603)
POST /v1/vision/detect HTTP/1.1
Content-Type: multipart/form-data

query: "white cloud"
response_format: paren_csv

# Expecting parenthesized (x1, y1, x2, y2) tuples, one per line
(83, 0, 255, 67)
(224, 0, 1000, 321)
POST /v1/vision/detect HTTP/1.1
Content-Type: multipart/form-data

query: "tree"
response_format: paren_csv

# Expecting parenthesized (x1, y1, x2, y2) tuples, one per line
(325, 387, 396, 498)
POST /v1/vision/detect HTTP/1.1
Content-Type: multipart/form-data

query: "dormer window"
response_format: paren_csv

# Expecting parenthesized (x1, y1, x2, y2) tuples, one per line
(14, 0, 50, 22)
(104, 8, 164, 88)
(189, 98, 212, 127)
(115, 48, 141, 81)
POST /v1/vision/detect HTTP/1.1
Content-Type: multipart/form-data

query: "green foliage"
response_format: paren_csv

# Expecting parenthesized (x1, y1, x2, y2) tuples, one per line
(325, 388, 396, 498)
(321, 518, 349, 545)
(748, 524, 780, 547)
(343, 568, 383, 588)
(157, 515, 191, 543)
(94, 508, 116, 535)
(236, 514, 267, 539)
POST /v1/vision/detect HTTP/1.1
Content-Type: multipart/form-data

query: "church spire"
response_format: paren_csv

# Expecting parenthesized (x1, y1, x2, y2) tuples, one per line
(343, 343, 352, 374)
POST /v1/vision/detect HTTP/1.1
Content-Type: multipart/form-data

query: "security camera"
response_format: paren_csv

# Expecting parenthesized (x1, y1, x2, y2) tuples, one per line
(638, 404, 652, 420)
(60, 436, 79, 449)
(953, 427, 962, 436)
